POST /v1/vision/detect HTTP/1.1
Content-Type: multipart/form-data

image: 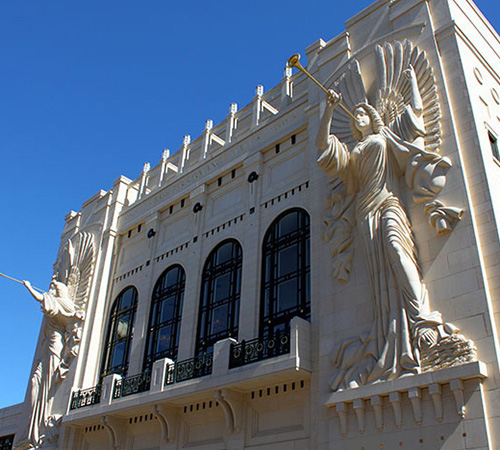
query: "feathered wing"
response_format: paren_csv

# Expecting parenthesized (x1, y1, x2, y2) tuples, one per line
(328, 60, 368, 150)
(66, 232, 95, 318)
(375, 39, 442, 152)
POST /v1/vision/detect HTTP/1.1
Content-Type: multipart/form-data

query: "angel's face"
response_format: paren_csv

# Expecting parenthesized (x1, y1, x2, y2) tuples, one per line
(49, 281, 57, 295)
(354, 107, 372, 134)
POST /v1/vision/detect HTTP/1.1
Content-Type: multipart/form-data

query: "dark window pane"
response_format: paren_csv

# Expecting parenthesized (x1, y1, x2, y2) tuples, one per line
(278, 245, 298, 277)
(211, 304, 229, 334)
(278, 211, 297, 237)
(110, 342, 126, 369)
(216, 241, 234, 264)
(165, 267, 180, 287)
(120, 289, 135, 310)
(265, 255, 271, 283)
(277, 278, 298, 312)
(214, 273, 231, 301)
(305, 272, 310, 304)
(160, 296, 176, 323)
(155, 325, 173, 354)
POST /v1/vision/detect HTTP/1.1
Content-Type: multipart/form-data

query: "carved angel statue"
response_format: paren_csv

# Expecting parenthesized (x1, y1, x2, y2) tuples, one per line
(14, 232, 94, 449)
(316, 40, 475, 391)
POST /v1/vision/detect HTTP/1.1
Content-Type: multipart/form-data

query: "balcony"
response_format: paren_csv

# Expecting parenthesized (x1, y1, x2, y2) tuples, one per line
(69, 385, 102, 410)
(229, 330, 290, 369)
(113, 372, 151, 399)
(65, 317, 310, 421)
(165, 353, 213, 385)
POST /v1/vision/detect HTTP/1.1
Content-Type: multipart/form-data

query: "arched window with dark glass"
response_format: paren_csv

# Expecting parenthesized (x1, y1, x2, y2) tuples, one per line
(143, 265, 185, 372)
(100, 286, 138, 378)
(260, 208, 310, 338)
(196, 239, 242, 356)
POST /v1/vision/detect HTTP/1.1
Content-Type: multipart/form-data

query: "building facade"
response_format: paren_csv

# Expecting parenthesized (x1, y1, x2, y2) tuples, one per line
(2, 0, 500, 448)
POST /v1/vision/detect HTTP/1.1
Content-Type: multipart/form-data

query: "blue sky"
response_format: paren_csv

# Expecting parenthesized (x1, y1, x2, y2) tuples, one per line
(0, 0, 498, 409)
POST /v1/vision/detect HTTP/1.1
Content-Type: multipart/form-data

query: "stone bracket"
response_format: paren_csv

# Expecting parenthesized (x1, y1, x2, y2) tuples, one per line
(152, 404, 178, 445)
(450, 378, 466, 418)
(353, 398, 365, 434)
(100, 415, 124, 450)
(389, 391, 402, 428)
(408, 387, 422, 424)
(324, 361, 487, 438)
(214, 389, 244, 433)
(371, 396, 384, 431)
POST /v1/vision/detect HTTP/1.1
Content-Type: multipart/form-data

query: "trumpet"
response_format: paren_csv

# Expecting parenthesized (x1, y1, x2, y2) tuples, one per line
(286, 54, 357, 122)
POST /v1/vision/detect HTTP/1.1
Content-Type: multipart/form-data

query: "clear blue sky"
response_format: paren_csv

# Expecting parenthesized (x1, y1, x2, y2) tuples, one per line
(0, 0, 498, 409)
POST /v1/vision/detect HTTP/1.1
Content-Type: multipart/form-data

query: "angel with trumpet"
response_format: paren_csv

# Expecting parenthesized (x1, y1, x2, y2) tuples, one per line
(290, 39, 475, 391)
(14, 232, 94, 449)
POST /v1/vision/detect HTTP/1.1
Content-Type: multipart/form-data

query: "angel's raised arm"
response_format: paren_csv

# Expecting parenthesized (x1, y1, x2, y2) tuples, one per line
(316, 90, 342, 150)
(404, 65, 423, 117)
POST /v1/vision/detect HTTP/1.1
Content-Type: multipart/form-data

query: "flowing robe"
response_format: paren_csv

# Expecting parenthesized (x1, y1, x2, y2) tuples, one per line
(317, 111, 447, 389)
(18, 292, 77, 449)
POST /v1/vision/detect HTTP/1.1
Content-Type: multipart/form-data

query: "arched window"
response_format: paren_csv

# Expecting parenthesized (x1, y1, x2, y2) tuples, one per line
(260, 208, 310, 338)
(100, 286, 138, 378)
(196, 239, 242, 356)
(143, 265, 185, 372)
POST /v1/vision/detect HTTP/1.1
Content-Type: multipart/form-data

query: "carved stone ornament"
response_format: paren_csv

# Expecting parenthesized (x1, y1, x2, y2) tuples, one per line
(316, 39, 476, 391)
(14, 232, 95, 449)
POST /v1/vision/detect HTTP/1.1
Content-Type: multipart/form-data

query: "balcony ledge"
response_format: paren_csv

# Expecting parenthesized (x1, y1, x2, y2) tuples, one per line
(64, 317, 310, 425)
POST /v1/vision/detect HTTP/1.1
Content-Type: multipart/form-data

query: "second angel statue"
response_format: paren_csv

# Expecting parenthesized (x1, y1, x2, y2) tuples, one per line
(316, 40, 475, 391)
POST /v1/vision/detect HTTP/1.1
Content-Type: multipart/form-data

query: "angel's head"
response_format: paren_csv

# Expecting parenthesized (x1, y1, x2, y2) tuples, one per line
(351, 103, 384, 141)
(50, 279, 69, 299)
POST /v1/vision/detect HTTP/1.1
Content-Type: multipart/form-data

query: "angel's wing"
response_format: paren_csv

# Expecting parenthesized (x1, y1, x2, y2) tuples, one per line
(327, 60, 368, 150)
(375, 39, 442, 152)
(65, 232, 95, 315)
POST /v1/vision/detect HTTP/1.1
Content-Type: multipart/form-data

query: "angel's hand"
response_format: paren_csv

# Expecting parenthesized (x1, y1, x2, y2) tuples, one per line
(403, 64, 416, 81)
(327, 89, 342, 108)
(23, 280, 32, 289)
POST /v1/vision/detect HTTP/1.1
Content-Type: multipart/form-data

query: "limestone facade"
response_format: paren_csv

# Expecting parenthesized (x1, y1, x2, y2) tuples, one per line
(1, 0, 500, 448)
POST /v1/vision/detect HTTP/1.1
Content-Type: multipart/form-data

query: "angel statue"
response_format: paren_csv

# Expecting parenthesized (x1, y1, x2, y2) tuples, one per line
(14, 232, 94, 449)
(316, 40, 476, 391)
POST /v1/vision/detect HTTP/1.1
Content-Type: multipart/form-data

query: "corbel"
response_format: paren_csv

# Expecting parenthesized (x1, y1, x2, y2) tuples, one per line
(214, 389, 244, 433)
(100, 415, 124, 450)
(152, 404, 178, 445)
(389, 392, 402, 428)
(408, 387, 422, 424)
(450, 379, 466, 418)
(370, 396, 384, 431)
(429, 383, 443, 421)
(335, 402, 348, 437)
(353, 398, 365, 434)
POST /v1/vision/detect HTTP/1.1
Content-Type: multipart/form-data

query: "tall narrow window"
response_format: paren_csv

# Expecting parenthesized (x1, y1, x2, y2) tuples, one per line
(489, 131, 500, 162)
(100, 286, 138, 378)
(260, 208, 310, 338)
(143, 265, 185, 372)
(196, 240, 242, 355)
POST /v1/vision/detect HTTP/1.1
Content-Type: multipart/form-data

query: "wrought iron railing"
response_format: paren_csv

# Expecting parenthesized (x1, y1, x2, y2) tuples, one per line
(113, 371, 151, 399)
(70, 385, 102, 410)
(229, 329, 291, 369)
(164, 353, 213, 385)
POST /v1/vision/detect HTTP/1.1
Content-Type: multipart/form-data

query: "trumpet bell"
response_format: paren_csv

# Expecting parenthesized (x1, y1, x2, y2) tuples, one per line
(287, 53, 302, 69)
